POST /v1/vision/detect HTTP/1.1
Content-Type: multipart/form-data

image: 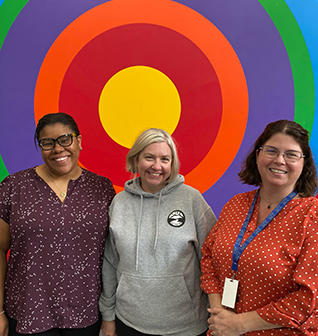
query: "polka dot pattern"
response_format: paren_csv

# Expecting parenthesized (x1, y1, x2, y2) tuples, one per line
(201, 190, 318, 336)
(0, 167, 115, 334)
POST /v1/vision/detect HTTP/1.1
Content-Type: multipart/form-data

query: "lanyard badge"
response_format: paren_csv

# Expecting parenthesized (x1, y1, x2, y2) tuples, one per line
(221, 276, 239, 309)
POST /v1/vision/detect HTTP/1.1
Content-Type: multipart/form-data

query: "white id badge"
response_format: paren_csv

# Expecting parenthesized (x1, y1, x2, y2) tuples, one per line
(221, 277, 239, 309)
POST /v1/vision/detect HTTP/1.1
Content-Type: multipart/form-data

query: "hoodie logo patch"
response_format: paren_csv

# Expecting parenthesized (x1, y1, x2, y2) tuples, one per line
(167, 210, 185, 228)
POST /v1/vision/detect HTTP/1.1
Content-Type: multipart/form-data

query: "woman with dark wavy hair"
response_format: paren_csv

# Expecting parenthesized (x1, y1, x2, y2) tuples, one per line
(201, 120, 318, 336)
(238, 119, 317, 196)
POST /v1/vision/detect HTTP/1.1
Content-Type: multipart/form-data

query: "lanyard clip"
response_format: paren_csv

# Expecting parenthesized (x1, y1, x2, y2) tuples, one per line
(231, 270, 237, 280)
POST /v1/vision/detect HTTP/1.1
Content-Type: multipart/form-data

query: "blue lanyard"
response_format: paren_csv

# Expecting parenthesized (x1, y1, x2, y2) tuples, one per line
(232, 189, 297, 273)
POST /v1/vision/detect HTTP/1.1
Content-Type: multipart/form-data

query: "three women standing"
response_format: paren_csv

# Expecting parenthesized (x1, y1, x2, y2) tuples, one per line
(2, 115, 316, 336)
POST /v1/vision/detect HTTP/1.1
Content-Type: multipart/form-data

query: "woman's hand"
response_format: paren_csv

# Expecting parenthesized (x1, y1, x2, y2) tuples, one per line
(0, 219, 10, 336)
(101, 320, 116, 336)
(0, 313, 9, 336)
(208, 308, 283, 336)
(208, 307, 242, 336)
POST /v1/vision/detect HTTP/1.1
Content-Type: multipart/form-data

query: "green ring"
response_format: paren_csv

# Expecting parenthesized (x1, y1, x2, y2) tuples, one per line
(258, 0, 315, 134)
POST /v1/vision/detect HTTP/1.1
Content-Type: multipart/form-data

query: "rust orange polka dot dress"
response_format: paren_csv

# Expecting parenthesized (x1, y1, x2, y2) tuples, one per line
(201, 189, 318, 336)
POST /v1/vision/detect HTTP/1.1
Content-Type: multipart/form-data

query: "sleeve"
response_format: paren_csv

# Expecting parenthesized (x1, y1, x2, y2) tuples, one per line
(99, 203, 120, 321)
(100, 176, 116, 203)
(0, 175, 12, 223)
(200, 194, 248, 295)
(195, 201, 217, 261)
(256, 205, 318, 334)
(200, 219, 223, 295)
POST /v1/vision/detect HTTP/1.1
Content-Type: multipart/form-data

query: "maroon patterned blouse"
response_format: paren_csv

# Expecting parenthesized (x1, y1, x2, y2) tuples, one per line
(0, 167, 115, 333)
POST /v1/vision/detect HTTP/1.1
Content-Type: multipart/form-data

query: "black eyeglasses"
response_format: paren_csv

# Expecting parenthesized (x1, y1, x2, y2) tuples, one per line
(38, 133, 77, 151)
(259, 145, 304, 163)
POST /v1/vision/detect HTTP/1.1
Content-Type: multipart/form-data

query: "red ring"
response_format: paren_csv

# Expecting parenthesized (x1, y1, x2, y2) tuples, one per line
(35, 0, 248, 192)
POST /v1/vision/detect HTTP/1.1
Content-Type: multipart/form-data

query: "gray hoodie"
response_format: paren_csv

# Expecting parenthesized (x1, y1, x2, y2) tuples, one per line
(99, 175, 217, 335)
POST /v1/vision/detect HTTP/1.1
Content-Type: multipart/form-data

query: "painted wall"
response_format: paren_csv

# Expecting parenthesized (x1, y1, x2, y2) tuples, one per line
(0, 0, 317, 217)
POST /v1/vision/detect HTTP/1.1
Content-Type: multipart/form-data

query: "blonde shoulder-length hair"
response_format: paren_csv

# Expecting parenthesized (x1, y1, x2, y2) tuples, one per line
(126, 128, 180, 184)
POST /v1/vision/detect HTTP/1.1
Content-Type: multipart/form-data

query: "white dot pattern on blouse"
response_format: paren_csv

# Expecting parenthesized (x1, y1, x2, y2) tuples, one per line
(0, 167, 115, 334)
(201, 190, 318, 336)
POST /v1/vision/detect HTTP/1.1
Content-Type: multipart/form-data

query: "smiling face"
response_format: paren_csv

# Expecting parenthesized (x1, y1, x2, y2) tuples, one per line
(39, 123, 82, 178)
(256, 133, 304, 193)
(137, 141, 172, 194)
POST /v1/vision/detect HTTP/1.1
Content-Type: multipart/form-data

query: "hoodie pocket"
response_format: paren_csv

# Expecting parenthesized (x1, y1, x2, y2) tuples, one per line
(116, 272, 197, 333)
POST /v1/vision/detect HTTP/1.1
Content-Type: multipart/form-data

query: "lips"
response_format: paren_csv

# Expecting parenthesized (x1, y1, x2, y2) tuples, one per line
(53, 156, 69, 163)
(149, 172, 160, 177)
(269, 168, 287, 174)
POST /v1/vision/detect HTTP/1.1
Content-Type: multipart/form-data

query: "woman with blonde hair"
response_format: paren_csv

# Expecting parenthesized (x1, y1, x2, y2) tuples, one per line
(100, 128, 217, 336)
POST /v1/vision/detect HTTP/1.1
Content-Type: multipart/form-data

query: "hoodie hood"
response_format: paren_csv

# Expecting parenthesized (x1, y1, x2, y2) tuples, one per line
(124, 174, 185, 197)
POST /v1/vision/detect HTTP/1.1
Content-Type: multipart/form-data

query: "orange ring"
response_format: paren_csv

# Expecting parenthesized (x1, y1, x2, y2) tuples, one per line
(34, 0, 248, 192)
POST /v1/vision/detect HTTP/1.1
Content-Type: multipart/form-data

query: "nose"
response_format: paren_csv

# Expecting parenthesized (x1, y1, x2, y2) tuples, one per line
(52, 141, 64, 152)
(274, 152, 286, 163)
(152, 159, 161, 170)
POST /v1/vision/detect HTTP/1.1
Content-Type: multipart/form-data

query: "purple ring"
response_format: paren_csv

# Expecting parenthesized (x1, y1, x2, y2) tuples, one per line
(0, 0, 294, 215)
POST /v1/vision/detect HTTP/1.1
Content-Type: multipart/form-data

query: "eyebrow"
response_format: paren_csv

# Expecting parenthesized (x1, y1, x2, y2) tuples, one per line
(265, 145, 301, 152)
(143, 152, 171, 158)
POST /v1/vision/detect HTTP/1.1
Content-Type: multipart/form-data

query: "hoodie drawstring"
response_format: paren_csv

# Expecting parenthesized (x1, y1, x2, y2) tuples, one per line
(135, 189, 163, 270)
(153, 189, 163, 254)
(136, 194, 143, 271)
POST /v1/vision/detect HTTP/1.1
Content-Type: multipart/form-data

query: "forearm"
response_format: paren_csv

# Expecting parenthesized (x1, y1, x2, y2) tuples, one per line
(0, 252, 7, 311)
(237, 310, 282, 334)
(208, 293, 222, 309)
(0, 219, 10, 312)
(208, 308, 283, 336)
(0, 255, 8, 336)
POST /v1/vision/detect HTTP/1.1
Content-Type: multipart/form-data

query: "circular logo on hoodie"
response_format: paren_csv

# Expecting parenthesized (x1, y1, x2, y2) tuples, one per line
(167, 210, 186, 228)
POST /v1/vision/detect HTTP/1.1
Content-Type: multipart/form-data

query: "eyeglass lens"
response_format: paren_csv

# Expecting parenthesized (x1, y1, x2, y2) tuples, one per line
(39, 134, 74, 150)
(261, 146, 303, 162)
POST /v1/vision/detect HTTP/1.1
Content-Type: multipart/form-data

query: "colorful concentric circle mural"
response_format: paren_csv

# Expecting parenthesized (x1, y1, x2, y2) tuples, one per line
(0, 0, 317, 215)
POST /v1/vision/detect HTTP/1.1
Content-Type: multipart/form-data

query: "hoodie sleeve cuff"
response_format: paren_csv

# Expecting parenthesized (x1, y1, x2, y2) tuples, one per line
(99, 294, 116, 321)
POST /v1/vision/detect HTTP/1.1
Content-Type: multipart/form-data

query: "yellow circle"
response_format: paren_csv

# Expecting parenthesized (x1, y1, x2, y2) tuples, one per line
(99, 66, 181, 148)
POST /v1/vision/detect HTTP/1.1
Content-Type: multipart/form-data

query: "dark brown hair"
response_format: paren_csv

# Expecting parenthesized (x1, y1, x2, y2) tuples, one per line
(34, 112, 80, 145)
(238, 119, 317, 197)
